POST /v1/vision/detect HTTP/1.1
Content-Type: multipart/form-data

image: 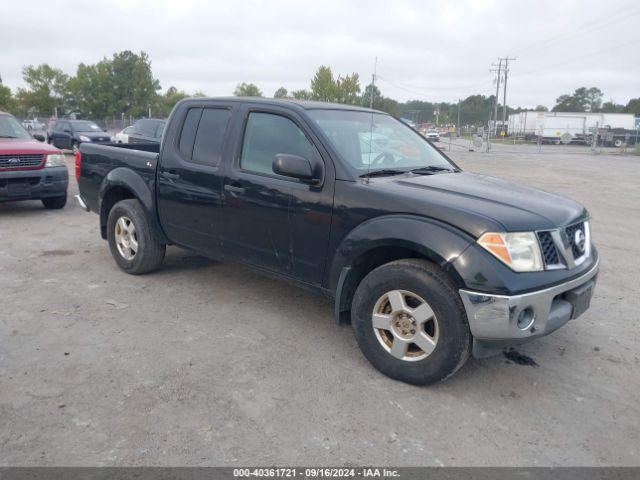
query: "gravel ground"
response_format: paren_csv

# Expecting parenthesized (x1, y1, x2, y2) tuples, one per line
(0, 145, 638, 466)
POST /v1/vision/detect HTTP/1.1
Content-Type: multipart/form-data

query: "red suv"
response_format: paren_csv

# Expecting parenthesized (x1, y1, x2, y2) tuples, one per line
(0, 111, 68, 209)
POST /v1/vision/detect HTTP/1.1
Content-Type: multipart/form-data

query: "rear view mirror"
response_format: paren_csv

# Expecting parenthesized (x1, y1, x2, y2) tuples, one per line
(273, 154, 321, 184)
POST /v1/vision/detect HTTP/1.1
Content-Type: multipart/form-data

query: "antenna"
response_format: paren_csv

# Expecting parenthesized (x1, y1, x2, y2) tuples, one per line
(365, 56, 377, 183)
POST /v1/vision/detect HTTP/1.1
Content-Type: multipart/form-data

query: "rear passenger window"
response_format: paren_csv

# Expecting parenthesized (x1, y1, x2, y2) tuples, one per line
(178, 109, 202, 158)
(191, 109, 232, 166)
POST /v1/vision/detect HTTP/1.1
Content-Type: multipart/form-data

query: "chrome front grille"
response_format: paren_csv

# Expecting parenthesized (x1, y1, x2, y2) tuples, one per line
(537, 221, 590, 270)
(0, 154, 44, 169)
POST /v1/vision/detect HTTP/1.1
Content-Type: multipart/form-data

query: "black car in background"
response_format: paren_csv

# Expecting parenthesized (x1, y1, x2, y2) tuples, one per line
(128, 118, 166, 144)
(48, 119, 110, 153)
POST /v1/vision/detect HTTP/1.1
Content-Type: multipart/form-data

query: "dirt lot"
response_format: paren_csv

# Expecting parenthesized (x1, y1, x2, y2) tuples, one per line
(1, 145, 639, 466)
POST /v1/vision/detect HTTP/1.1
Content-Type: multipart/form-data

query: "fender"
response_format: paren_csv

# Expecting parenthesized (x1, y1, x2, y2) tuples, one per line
(99, 167, 167, 243)
(328, 214, 475, 324)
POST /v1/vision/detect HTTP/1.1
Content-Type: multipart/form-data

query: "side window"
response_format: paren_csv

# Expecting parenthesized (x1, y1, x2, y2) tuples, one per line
(178, 109, 202, 159)
(191, 109, 232, 166)
(240, 112, 316, 175)
(156, 121, 166, 138)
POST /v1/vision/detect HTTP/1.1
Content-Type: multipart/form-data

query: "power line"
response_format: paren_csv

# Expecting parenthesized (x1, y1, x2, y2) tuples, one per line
(510, 3, 640, 56)
(375, 75, 493, 101)
(510, 38, 639, 78)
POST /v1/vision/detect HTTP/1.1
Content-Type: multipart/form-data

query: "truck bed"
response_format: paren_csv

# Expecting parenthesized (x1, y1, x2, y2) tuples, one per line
(78, 142, 160, 215)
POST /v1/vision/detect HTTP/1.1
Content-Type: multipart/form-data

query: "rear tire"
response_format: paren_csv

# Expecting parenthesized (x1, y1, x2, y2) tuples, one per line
(352, 259, 471, 385)
(107, 199, 165, 274)
(42, 195, 67, 209)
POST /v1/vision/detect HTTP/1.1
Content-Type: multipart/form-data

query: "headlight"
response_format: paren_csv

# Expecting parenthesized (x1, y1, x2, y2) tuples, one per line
(45, 154, 66, 168)
(478, 232, 543, 272)
(79, 135, 91, 142)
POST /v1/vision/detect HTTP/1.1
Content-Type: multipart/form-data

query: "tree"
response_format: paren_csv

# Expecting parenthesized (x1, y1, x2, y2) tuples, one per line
(154, 86, 189, 117)
(552, 87, 603, 112)
(0, 84, 14, 113)
(234, 82, 262, 97)
(15, 64, 69, 116)
(535, 105, 549, 111)
(67, 50, 160, 118)
(311, 66, 338, 102)
(335, 73, 361, 105)
(361, 83, 400, 117)
(624, 98, 640, 116)
(600, 100, 625, 113)
(273, 87, 288, 99)
(291, 89, 311, 100)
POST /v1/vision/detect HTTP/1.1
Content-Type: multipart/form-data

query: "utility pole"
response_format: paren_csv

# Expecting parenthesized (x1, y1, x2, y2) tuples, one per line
(501, 57, 516, 134)
(490, 59, 502, 136)
(457, 99, 461, 137)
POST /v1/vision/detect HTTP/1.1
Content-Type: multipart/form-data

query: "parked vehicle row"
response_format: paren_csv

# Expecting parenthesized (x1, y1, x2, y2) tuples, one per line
(75, 97, 598, 385)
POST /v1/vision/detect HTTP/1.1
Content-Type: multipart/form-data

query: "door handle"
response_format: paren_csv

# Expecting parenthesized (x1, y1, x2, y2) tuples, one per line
(224, 184, 245, 194)
(161, 171, 179, 180)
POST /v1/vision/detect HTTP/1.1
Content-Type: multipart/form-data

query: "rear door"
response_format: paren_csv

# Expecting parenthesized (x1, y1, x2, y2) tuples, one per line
(156, 103, 235, 255)
(51, 120, 72, 150)
(220, 105, 335, 285)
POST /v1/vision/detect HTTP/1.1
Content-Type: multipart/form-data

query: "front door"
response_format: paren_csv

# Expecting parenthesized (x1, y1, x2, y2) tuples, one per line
(221, 107, 335, 285)
(156, 105, 234, 256)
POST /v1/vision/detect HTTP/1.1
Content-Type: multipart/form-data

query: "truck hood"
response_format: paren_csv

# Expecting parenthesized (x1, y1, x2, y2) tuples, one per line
(376, 171, 587, 237)
(77, 131, 111, 141)
(0, 137, 61, 155)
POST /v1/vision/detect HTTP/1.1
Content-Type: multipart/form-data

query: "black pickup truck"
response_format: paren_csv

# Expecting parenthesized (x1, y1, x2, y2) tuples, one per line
(76, 98, 599, 385)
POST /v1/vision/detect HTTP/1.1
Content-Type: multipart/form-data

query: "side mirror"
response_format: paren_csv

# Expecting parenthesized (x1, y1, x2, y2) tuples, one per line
(64, 129, 71, 134)
(273, 154, 321, 184)
(33, 134, 45, 142)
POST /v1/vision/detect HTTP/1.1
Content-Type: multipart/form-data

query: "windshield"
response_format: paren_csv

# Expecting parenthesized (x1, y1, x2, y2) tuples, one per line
(71, 121, 101, 132)
(308, 110, 453, 173)
(0, 115, 32, 139)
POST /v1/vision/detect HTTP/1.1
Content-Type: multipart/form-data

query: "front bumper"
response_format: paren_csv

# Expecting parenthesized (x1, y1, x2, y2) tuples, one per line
(459, 258, 599, 357)
(0, 166, 68, 202)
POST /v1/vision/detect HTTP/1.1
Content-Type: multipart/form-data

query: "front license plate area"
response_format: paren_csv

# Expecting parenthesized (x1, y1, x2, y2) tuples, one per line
(565, 280, 595, 319)
(7, 181, 30, 197)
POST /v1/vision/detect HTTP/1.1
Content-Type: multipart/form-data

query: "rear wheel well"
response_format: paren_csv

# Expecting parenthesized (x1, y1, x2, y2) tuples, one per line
(100, 187, 136, 239)
(336, 246, 463, 325)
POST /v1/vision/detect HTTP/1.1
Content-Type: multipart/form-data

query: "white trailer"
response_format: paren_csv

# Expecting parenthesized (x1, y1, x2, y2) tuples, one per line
(507, 111, 540, 137)
(535, 115, 587, 142)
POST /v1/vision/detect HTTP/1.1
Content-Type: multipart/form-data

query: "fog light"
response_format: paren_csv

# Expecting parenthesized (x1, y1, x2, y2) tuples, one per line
(517, 307, 535, 330)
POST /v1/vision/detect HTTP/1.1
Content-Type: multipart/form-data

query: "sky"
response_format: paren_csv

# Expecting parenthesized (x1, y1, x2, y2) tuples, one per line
(1, 0, 639, 108)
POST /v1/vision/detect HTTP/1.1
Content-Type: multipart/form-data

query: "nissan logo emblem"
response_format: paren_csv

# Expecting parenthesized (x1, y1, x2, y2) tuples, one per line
(574, 230, 586, 253)
(8, 157, 20, 164)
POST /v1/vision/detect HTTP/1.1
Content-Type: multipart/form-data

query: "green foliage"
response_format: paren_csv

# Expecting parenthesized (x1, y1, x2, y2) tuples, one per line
(335, 73, 361, 105)
(600, 100, 625, 113)
(625, 98, 640, 116)
(535, 105, 548, 111)
(154, 86, 190, 118)
(0, 84, 14, 112)
(234, 82, 263, 97)
(68, 50, 160, 118)
(273, 87, 288, 99)
(552, 87, 603, 112)
(15, 64, 69, 116)
(291, 89, 311, 100)
(310, 66, 338, 101)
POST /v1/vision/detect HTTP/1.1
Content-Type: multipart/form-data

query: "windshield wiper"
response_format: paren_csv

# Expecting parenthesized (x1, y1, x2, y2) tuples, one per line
(359, 169, 408, 178)
(0, 135, 19, 139)
(410, 166, 458, 175)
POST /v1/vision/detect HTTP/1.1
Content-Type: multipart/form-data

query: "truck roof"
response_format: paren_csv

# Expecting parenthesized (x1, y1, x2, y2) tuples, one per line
(186, 97, 385, 114)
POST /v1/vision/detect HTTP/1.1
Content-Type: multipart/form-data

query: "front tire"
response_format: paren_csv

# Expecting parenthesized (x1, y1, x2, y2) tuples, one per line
(352, 259, 471, 385)
(42, 195, 67, 209)
(107, 199, 165, 274)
